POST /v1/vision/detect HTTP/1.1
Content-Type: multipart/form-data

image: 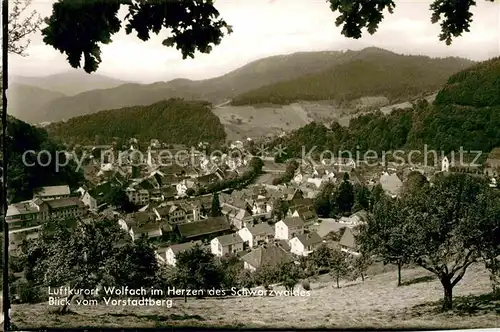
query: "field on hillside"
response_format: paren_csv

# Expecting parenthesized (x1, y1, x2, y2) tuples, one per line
(213, 94, 438, 141)
(11, 263, 499, 329)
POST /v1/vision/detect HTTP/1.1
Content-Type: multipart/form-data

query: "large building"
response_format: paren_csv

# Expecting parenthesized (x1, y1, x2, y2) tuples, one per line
(6, 197, 87, 230)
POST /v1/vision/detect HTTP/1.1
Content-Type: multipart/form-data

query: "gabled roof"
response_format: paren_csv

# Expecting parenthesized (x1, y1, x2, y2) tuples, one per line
(280, 217, 304, 228)
(339, 227, 360, 249)
(380, 173, 403, 196)
(294, 232, 322, 247)
(177, 216, 230, 239)
(168, 240, 203, 254)
(46, 197, 85, 209)
(246, 222, 274, 237)
(35, 185, 71, 197)
(241, 244, 294, 269)
(215, 233, 244, 246)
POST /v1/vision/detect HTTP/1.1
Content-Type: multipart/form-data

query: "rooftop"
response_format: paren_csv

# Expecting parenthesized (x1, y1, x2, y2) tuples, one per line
(34, 185, 71, 197)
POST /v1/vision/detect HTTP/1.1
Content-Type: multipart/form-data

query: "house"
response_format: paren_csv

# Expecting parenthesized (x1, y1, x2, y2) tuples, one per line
(290, 232, 323, 256)
(162, 241, 204, 266)
(339, 227, 360, 255)
(379, 172, 403, 198)
(312, 219, 354, 239)
(130, 222, 171, 241)
(211, 233, 244, 257)
(176, 179, 197, 197)
(274, 217, 305, 240)
(486, 147, 500, 175)
(81, 190, 98, 211)
(176, 216, 231, 241)
(126, 188, 150, 206)
(119, 211, 171, 241)
(289, 206, 318, 226)
(241, 244, 295, 272)
(223, 204, 253, 229)
(33, 185, 71, 201)
(441, 156, 450, 172)
(238, 223, 275, 248)
(7, 196, 87, 230)
(338, 210, 368, 225)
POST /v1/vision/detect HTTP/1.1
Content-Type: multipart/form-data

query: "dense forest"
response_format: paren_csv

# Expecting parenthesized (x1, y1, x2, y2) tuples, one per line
(3, 116, 84, 203)
(270, 57, 500, 163)
(231, 52, 474, 106)
(46, 98, 226, 146)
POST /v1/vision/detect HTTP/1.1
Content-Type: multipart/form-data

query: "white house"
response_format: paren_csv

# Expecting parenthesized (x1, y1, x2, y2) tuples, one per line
(163, 241, 203, 266)
(210, 233, 244, 257)
(81, 191, 98, 211)
(238, 223, 275, 248)
(176, 179, 197, 197)
(274, 217, 305, 240)
(289, 232, 323, 256)
(441, 156, 450, 172)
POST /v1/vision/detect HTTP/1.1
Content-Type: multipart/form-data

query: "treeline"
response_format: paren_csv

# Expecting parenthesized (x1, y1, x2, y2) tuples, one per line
(231, 54, 473, 106)
(46, 98, 227, 147)
(357, 173, 500, 310)
(270, 57, 500, 161)
(313, 174, 380, 218)
(3, 116, 84, 203)
(272, 160, 299, 185)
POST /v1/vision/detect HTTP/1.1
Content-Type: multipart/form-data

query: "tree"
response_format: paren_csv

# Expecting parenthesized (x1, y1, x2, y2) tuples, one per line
(402, 174, 497, 310)
(42, 0, 233, 73)
(41, 0, 493, 73)
(403, 171, 429, 195)
(211, 192, 222, 217)
(336, 173, 355, 214)
(351, 253, 373, 282)
(329, 248, 350, 289)
(7, 0, 42, 56)
(354, 185, 371, 211)
(313, 182, 337, 218)
(105, 186, 134, 212)
(276, 261, 303, 293)
(358, 197, 412, 287)
(371, 184, 385, 208)
(218, 253, 243, 289)
(22, 217, 155, 314)
(272, 198, 289, 221)
(328, 0, 495, 45)
(254, 263, 279, 293)
(185, 187, 195, 196)
(237, 269, 256, 293)
(173, 245, 223, 302)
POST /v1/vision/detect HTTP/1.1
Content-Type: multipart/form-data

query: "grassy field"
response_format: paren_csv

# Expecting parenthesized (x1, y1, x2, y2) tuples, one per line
(10, 263, 499, 329)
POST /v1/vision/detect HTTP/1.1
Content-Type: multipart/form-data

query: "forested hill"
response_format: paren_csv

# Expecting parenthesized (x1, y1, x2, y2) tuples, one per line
(231, 51, 474, 106)
(271, 57, 500, 161)
(45, 98, 227, 146)
(3, 116, 84, 203)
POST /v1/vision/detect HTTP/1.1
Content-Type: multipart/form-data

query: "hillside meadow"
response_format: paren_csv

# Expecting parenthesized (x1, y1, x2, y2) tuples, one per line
(11, 263, 499, 329)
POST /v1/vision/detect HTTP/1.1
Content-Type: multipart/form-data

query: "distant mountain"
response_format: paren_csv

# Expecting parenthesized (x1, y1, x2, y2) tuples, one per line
(10, 70, 128, 96)
(271, 56, 500, 162)
(45, 98, 226, 146)
(7, 83, 66, 123)
(11, 48, 475, 124)
(231, 49, 475, 106)
(29, 50, 357, 123)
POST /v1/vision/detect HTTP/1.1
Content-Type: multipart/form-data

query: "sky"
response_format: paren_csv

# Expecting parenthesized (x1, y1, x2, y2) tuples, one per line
(8, 0, 500, 83)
